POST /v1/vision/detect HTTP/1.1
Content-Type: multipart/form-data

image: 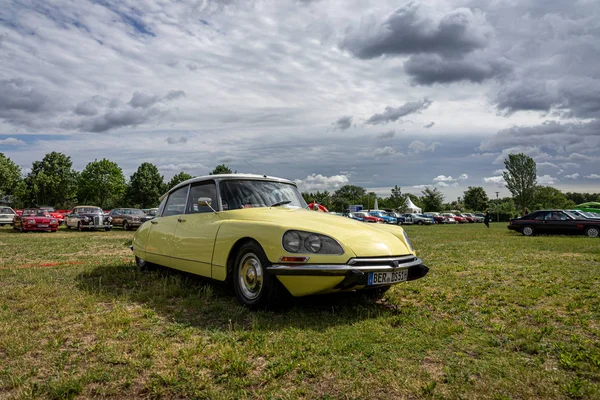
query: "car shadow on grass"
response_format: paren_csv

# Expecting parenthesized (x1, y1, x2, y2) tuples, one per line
(76, 263, 401, 332)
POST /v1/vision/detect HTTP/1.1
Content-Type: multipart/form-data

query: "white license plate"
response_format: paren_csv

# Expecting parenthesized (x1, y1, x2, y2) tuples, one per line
(368, 270, 408, 285)
(38, 224, 49, 227)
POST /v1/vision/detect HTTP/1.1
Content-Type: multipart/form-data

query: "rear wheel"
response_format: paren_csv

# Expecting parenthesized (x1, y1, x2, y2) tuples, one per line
(123, 221, 130, 231)
(417, 220, 424, 225)
(233, 241, 281, 308)
(77, 222, 83, 232)
(522, 225, 535, 236)
(585, 226, 599, 238)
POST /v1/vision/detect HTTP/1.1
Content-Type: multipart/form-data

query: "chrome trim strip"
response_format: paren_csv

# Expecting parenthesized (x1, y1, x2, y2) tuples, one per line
(268, 257, 423, 274)
(347, 255, 417, 265)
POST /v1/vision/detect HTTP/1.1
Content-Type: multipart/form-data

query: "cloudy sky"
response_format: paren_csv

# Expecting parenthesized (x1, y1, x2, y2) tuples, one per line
(1, 0, 599, 201)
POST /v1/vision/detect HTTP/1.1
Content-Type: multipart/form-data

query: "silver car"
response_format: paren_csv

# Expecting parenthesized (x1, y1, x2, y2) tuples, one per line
(0, 206, 16, 226)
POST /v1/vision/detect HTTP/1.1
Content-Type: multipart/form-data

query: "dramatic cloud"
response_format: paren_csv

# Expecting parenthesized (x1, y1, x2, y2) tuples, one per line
(332, 116, 353, 130)
(365, 99, 432, 125)
(341, 3, 491, 59)
(294, 173, 349, 191)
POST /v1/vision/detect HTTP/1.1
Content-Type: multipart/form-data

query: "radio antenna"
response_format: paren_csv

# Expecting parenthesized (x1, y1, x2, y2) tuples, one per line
(244, 160, 257, 173)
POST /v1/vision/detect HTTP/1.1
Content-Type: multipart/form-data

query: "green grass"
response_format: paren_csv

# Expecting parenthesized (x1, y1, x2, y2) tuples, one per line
(0, 223, 599, 399)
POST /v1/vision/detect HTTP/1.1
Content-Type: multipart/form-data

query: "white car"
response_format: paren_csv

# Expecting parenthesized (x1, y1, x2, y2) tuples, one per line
(0, 206, 16, 226)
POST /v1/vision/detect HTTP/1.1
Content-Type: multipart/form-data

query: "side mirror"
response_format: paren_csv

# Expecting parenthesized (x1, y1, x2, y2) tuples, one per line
(198, 197, 212, 207)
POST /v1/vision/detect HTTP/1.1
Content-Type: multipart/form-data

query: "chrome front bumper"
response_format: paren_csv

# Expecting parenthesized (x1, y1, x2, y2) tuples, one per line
(267, 255, 429, 290)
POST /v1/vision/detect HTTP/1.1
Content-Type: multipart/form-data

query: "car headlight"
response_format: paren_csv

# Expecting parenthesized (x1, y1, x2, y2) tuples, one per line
(51, 219, 57, 224)
(403, 230, 414, 252)
(84, 216, 90, 222)
(27, 219, 35, 224)
(282, 230, 343, 255)
(107, 216, 112, 222)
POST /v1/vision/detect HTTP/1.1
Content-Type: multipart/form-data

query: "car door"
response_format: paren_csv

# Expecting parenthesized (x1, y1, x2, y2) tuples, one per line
(111, 209, 123, 226)
(144, 185, 190, 267)
(170, 180, 220, 278)
(544, 211, 577, 234)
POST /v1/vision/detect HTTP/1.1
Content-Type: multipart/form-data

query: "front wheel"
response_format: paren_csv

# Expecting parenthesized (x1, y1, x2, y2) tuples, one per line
(522, 225, 535, 236)
(417, 220, 424, 225)
(585, 226, 599, 238)
(123, 221, 129, 231)
(77, 222, 83, 232)
(233, 241, 281, 308)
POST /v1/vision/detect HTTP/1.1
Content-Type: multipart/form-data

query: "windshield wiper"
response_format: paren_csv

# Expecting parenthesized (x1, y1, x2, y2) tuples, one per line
(270, 200, 292, 207)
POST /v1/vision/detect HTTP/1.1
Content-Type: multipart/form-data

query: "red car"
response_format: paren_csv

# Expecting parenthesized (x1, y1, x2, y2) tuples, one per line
(354, 211, 384, 223)
(459, 213, 477, 223)
(13, 208, 59, 232)
(39, 206, 66, 225)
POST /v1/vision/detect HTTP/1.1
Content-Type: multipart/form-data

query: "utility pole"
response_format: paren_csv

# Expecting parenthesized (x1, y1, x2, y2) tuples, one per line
(495, 192, 499, 222)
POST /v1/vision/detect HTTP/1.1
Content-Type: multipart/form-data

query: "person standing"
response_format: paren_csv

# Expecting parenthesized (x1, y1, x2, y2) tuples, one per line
(484, 208, 491, 228)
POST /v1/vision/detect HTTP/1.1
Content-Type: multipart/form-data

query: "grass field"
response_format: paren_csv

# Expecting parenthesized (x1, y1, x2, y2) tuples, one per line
(0, 223, 599, 399)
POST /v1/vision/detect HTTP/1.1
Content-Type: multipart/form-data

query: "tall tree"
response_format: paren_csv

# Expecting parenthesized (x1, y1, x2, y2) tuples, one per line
(210, 164, 232, 175)
(503, 153, 537, 214)
(78, 159, 126, 209)
(420, 187, 444, 212)
(463, 186, 489, 211)
(0, 153, 22, 201)
(387, 185, 407, 210)
(24, 152, 78, 208)
(126, 163, 165, 208)
(167, 172, 193, 189)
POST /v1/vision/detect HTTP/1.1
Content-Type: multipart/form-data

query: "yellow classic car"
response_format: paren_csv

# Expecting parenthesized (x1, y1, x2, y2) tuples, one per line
(132, 174, 428, 307)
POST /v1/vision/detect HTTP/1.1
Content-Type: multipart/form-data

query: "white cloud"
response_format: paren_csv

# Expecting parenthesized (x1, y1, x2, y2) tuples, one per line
(483, 176, 506, 187)
(0, 138, 26, 146)
(585, 174, 600, 179)
(158, 163, 206, 172)
(537, 175, 556, 185)
(294, 173, 349, 191)
(564, 173, 580, 179)
(373, 146, 398, 157)
(408, 140, 442, 154)
(433, 175, 454, 182)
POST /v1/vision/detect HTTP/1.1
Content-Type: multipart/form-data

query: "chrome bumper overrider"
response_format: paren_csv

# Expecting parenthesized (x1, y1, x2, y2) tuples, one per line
(267, 255, 429, 289)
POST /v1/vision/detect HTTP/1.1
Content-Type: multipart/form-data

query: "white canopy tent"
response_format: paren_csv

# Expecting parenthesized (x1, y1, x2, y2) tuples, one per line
(405, 197, 422, 213)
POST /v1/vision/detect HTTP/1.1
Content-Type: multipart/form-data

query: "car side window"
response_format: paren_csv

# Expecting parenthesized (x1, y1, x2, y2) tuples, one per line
(186, 181, 217, 214)
(162, 186, 189, 217)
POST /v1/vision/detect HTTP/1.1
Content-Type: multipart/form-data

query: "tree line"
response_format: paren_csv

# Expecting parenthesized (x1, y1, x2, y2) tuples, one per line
(1, 151, 597, 215)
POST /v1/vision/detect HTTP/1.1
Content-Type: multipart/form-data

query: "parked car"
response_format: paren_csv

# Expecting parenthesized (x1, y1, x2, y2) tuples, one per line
(347, 212, 365, 222)
(12, 208, 59, 232)
(354, 211, 384, 223)
(65, 206, 112, 231)
(38, 206, 66, 225)
(131, 174, 429, 307)
(443, 213, 466, 223)
(472, 213, 486, 222)
(507, 210, 600, 237)
(142, 208, 159, 218)
(567, 210, 600, 220)
(410, 213, 434, 225)
(459, 213, 477, 223)
(369, 211, 397, 224)
(0, 206, 16, 226)
(429, 212, 456, 224)
(109, 208, 154, 230)
(398, 213, 415, 224)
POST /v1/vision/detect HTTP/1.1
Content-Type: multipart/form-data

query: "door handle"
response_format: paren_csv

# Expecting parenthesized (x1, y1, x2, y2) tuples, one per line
(150, 220, 158, 224)
(177, 218, 186, 222)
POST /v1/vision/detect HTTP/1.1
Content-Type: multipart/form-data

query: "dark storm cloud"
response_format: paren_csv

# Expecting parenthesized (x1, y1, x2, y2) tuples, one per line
(365, 99, 432, 125)
(494, 80, 558, 115)
(341, 2, 491, 59)
(74, 100, 99, 116)
(424, 122, 435, 128)
(164, 90, 186, 101)
(0, 79, 54, 114)
(332, 116, 353, 130)
(405, 53, 512, 85)
(377, 130, 396, 139)
(77, 108, 157, 133)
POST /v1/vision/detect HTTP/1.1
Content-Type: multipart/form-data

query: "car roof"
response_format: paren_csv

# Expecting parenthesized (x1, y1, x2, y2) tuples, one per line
(163, 174, 296, 200)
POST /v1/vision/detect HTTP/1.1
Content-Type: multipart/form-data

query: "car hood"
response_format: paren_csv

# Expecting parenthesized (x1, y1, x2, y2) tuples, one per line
(221, 207, 413, 257)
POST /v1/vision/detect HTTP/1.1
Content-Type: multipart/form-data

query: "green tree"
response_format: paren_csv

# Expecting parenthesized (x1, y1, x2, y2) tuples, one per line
(503, 153, 537, 214)
(386, 185, 407, 210)
(420, 187, 444, 212)
(331, 185, 366, 212)
(533, 186, 575, 210)
(24, 152, 79, 208)
(210, 164, 233, 175)
(0, 153, 22, 200)
(78, 159, 126, 209)
(126, 163, 165, 208)
(167, 172, 194, 189)
(463, 186, 489, 211)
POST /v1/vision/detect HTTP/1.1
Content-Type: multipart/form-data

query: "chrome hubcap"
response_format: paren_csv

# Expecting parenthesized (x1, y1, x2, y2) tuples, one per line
(524, 227, 532, 235)
(238, 253, 263, 300)
(588, 228, 599, 238)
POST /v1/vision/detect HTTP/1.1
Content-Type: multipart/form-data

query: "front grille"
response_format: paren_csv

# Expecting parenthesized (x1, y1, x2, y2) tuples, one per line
(347, 255, 418, 268)
(94, 216, 102, 225)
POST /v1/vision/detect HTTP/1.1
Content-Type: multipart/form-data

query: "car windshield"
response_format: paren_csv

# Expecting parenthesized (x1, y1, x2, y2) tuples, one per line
(40, 206, 56, 212)
(24, 209, 50, 217)
(219, 180, 306, 210)
(127, 209, 145, 215)
(0, 207, 14, 214)
(76, 207, 102, 214)
(563, 210, 578, 219)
